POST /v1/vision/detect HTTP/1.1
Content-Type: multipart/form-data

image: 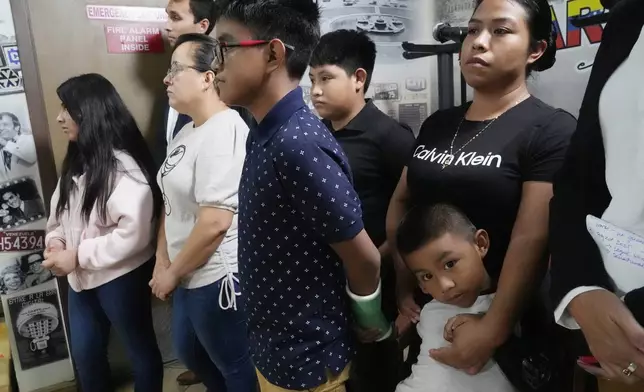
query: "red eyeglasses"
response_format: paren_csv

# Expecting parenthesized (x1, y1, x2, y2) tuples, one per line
(214, 40, 295, 66)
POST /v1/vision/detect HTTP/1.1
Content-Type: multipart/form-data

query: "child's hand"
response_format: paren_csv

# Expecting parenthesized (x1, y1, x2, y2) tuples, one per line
(395, 314, 414, 338)
(443, 313, 484, 343)
(397, 283, 421, 323)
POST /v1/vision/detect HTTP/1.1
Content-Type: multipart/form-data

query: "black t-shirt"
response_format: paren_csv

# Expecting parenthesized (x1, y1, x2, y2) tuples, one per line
(325, 100, 415, 246)
(407, 97, 576, 282)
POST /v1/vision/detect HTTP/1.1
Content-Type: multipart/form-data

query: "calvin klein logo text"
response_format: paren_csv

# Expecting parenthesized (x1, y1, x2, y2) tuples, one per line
(413, 145, 502, 168)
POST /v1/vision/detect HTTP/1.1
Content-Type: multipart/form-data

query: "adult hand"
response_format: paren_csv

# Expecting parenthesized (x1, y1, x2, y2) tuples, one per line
(443, 313, 483, 343)
(153, 254, 171, 280)
(430, 314, 501, 375)
(570, 290, 644, 384)
(42, 249, 78, 277)
(395, 314, 414, 339)
(43, 239, 65, 259)
(149, 268, 179, 301)
(396, 278, 421, 323)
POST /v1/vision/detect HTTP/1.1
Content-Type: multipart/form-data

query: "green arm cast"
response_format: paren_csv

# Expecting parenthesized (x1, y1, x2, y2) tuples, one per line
(346, 280, 393, 341)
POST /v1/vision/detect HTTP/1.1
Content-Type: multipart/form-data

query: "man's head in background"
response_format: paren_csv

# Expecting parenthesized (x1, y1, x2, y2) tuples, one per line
(165, 0, 217, 46)
(0, 112, 20, 142)
(212, 0, 321, 110)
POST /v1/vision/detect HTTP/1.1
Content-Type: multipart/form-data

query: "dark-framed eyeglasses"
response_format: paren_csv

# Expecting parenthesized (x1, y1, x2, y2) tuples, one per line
(213, 39, 295, 66)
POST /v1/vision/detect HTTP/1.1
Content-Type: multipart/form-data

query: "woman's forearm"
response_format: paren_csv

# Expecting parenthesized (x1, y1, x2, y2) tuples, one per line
(378, 241, 390, 258)
(387, 208, 417, 296)
(387, 217, 408, 280)
(167, 208, 232, 279)
(386, 189, 406, 270)
(485, 233, 549, 344)
(386, 168, 416, 290)
(156, 212, 169, 259)
(484, 181, 553, 344)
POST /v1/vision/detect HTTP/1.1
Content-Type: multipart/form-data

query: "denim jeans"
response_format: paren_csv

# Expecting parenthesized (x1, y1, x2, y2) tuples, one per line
(172, 276, 257, 392)
(68, 261, 163, 392)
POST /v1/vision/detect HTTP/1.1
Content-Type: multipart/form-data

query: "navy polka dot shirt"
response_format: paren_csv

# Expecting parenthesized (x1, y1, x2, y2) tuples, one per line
(238, 87, 363, 389)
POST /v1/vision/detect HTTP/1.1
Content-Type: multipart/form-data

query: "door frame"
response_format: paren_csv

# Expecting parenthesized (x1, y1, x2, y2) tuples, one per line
(9, 0, 58, 204)
(9, 0, 76, 386)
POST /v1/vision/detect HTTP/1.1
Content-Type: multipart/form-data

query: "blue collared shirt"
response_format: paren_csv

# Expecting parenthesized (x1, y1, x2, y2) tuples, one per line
(238, 87, 363, 389)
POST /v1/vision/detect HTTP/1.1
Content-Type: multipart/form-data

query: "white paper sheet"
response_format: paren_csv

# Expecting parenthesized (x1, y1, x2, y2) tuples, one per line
(586, 215, 644, 295)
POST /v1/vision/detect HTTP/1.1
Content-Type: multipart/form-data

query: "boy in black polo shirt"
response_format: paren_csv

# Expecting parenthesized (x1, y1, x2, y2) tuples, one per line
(309, 29, 416, 392)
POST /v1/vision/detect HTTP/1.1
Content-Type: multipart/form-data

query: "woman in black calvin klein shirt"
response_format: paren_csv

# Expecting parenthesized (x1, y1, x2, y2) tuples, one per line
(386, 0, 576, 376)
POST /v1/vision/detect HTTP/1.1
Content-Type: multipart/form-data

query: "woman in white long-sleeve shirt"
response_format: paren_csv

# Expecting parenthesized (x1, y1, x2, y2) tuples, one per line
(149, 33, 255, 391)
(43, 73, 163, 392)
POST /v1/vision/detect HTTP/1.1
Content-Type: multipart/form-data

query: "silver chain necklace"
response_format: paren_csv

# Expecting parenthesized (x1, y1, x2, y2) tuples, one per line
(441, 96, 529, 170)
(442, 117, 498, 169)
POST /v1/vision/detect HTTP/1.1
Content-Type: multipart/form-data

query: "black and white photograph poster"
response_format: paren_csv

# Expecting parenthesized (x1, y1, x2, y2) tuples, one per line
(318, 0, 423, 64)
(0, 0, 24, 95)
(432, 0, 475, 27)
(6, 287, 69, 370)
(0, 177, 45, 230)
(0, 250, 53, 296)
(0, 0, 23, 96)
(0, 94, 39, 183)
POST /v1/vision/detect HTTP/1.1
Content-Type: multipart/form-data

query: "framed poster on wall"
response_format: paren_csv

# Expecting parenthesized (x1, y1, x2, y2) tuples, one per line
(0, 0, 22, 96)
(1, 0, 75, 390)
(6, 286, 69, 370)
(2, 279, 74, 391)
(0, 250, 52, 296)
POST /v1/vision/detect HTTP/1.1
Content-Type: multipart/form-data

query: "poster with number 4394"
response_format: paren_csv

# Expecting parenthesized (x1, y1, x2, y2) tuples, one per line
(0, 230, 44, 252)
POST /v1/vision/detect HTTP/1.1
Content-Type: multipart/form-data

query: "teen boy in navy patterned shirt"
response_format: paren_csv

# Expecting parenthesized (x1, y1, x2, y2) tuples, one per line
(213, 0, 388, 390)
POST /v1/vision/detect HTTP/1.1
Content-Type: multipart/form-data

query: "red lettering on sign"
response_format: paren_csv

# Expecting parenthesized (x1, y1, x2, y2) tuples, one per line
(104, 25, 165, 54)
(86, 5, 166, 22)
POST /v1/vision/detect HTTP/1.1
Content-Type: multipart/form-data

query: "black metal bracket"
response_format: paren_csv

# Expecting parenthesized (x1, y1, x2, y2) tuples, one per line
(402, 42, 461, 59)
(570, 10, 609, 27)
(401, 41, 467, 110)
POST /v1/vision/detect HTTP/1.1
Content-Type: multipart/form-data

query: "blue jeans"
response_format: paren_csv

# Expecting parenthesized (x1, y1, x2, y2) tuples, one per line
(172, 277, 257, 392)
(68, 261, 163, 392)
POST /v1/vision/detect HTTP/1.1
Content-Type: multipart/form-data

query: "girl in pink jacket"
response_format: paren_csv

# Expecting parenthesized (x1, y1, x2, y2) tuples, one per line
(43, 73, 163, 392)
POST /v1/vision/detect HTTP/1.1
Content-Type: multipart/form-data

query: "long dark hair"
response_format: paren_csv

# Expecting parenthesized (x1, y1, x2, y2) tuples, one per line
(55, 73, 162, 222)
